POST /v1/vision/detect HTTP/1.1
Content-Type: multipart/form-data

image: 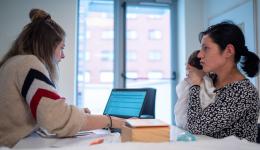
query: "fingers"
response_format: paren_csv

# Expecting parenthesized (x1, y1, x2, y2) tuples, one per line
(84, 108, 91, 114)
(186, 65, 204, 85)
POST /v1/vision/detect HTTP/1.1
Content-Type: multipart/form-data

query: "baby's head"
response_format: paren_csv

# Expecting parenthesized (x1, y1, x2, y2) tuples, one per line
(188, 50, 203, 70)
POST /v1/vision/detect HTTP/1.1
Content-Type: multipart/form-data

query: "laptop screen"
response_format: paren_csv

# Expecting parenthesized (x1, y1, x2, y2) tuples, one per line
(103, 89, 147, 118)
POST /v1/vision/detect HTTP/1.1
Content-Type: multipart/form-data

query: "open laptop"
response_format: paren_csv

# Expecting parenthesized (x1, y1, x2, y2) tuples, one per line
(103, 88, 148, 119)
(103, 88, 156, 133)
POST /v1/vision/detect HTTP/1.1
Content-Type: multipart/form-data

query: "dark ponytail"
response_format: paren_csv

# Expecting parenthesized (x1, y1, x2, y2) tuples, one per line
(240, 46, 260, 77)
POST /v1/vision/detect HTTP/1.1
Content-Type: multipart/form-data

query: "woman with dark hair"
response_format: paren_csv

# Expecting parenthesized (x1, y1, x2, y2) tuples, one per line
(0, 9, 124, 148)
(186, 21, 260, 142)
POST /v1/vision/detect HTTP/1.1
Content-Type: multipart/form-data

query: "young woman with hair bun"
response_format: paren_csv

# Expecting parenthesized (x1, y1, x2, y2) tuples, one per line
(0, 9, 124, 148)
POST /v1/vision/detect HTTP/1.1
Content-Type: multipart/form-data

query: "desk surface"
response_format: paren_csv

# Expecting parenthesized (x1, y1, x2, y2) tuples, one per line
(7, 126, 259, 150)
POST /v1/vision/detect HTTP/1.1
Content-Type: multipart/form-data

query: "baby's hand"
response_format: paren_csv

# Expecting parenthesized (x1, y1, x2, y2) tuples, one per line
(187, 64, 205, 85)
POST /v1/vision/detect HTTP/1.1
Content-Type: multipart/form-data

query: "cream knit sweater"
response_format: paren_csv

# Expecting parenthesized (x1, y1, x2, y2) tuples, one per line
(0, 55, 84, 147)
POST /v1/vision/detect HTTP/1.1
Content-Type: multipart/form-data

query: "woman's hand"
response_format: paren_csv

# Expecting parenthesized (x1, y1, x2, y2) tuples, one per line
(186, 64, 205, 85)
(83, 108, 91, 114)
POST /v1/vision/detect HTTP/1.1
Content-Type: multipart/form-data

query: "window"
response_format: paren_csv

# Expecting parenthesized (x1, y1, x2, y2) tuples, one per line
(84, 72, 90, 82)
(127, 13, 137, 19)
(147, 71, 163, 79)
(101, 50, 113, 61)
(100, 71, 113, 83)
(79, 34, 84, 40)
(126, 71, 138, 78)
(127, 30, 138, 40)
(126, 4, 173, 124)
(149, 30, 162, 40)
(85, 51, 90, 61)
(101, 30, 114, 39)
(77, 0, 114, 112)
(148, 51, 162, 61)
(127, 51, 137, 61)
(78, 73, 84, 82)
(86, 31, 91, 39)
(78, 0, 177, 124)
(148, 14, 162, 19)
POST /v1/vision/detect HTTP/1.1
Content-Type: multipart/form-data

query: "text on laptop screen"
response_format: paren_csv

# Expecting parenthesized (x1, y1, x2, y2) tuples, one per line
(104, 91, 147, 117)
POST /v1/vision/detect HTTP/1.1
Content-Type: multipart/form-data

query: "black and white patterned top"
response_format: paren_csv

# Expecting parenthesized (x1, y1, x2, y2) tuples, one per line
(187, 79, 259, 142)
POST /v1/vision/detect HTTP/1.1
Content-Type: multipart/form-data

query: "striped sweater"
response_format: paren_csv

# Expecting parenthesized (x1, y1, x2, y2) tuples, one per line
(0, 55, 84, 147)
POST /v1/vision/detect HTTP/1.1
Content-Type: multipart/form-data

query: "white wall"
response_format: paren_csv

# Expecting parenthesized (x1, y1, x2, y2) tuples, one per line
(203, 0, 249, 22)
(257, 0, 260, 89)
(177, 0, 204, 82)
(0, 0, 77, 104)
(202, 0, 260, 89)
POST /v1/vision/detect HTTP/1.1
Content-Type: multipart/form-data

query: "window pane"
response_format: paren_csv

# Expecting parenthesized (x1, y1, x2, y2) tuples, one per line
(126, 5, 172, 123)
(100, 71, 113, 83)
(77, 0, 114, 114)
(127, 30, 138, 40)
(148, 50, 162, 61)
(149, 30, 162, 40)
(127, 51, 137, 61)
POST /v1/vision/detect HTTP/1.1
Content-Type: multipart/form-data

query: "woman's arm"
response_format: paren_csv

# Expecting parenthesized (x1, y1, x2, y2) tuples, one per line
(80, 115, 125, 131)
(17, 55, 124, 137)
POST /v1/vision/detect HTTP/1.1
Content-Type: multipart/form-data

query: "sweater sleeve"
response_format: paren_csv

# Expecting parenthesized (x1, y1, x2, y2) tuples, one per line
(16, 55, 84, 137)
(174, 79, 190, 129)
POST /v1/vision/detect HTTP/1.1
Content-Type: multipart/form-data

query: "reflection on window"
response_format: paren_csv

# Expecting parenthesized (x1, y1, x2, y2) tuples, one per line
(101, 12, 113, 18)
(148, 51, 161, 61)
(86, 31, 91, 39)
(79, 24, 85, 32)
(100, 71, 113, 83)
(147, 71, 163, 79)
(101, 30, 114, 39)
(148, 14, 162, 19)
(78, 61, 84, 69)
(85, 51, 90, 61)
(78, 73, 84, 82)
(84, 72, 90, 82)
(126, 72, 138, 78)
(77, 0, 114, 111)
(78, 51, 84, 60)
(101, 50, 113, 61)
(79, 44, 84, 51)
(127, 51, 137, 61)
(149, 30, 162, 40)
(127, 13, 137, 19)
(79, 34, 84, 40)
(127, 30, 138, 40)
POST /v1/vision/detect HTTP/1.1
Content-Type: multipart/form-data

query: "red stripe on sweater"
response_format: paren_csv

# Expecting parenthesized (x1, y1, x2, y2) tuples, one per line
(30, 88, 61, 119)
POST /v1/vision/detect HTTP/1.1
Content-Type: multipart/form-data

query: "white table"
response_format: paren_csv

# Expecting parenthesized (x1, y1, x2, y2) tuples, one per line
(8, 126, 259, 150)
(13, 129, 120, 149)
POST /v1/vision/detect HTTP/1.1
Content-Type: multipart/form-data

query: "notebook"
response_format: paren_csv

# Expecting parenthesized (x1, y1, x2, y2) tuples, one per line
(103, 89, 147, 118)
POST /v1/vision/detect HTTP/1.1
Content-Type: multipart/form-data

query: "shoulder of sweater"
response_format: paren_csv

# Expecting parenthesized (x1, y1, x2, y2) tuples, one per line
(6, 55, 45, 69)
(3, 55, 49, 78)
(10, 55, 42, 64)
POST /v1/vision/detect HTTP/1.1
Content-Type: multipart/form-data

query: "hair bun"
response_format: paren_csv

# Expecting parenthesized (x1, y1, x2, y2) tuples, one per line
(29, 9, 51, 22)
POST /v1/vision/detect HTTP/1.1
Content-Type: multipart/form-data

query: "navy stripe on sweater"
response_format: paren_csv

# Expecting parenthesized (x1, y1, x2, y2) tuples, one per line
(21, 69, 55, 98)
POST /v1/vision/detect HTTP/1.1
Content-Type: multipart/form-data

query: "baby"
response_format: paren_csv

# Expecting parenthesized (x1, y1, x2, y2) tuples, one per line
(174, 50, 216, 129)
